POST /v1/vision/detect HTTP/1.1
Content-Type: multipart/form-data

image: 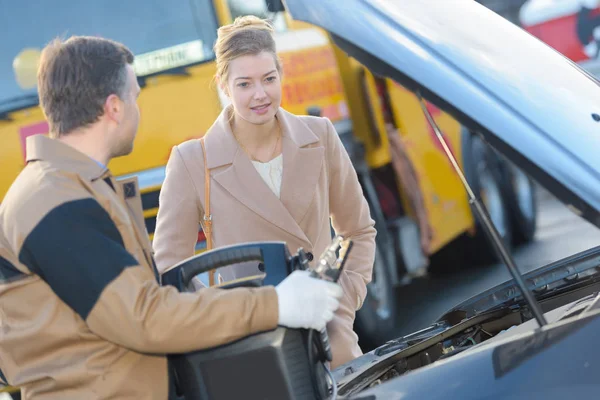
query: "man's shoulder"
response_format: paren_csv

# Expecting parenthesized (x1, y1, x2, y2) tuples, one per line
(1, 163, 94, 239)
(3, 161, 88, 203)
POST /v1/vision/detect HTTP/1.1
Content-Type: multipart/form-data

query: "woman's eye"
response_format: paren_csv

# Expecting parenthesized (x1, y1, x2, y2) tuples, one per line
(237, 82, 249, 88)
(266, 76, 276, 82)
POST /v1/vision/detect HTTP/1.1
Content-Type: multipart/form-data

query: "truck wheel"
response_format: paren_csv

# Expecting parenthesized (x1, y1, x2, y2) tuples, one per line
(499, 161, 537, 245)
(355, 244, 397, 351)
(462, 131, 513, 265)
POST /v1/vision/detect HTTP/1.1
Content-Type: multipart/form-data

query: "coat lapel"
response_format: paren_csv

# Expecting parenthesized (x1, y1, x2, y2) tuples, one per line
(278, 110, 325, 227)
(213, 149, 309, 243)
(203, 106, 324, 245)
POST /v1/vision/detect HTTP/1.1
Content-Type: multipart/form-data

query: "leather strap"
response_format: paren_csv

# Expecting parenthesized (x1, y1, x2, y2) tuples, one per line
(200, 137, 215, 287)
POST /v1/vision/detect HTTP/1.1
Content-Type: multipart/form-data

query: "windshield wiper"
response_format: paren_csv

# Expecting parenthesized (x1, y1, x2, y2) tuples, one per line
(578, 273, 600, 315)
(0, 94, 40, 121)
(441, 245, 600, 319)
(417, 92, 548, 328)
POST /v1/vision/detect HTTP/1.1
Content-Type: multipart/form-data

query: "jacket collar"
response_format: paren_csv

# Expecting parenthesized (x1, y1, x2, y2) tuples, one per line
(25, 134, 108, 181)
(203, 105, 320, 169)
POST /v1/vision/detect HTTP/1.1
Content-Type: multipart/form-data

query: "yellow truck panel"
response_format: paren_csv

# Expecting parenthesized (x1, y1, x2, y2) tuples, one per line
(386, 82, 474, 251)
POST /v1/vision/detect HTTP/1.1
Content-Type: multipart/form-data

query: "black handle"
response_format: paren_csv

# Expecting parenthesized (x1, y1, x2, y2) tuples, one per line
(161, 242, 292, 291)
(179, 247, 263, 287)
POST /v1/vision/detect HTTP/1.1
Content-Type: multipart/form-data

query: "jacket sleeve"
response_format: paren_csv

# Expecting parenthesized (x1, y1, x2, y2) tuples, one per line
(152, 145, 203, 275)
(325, 117, 377, 313)
(17, 190, 278, 355)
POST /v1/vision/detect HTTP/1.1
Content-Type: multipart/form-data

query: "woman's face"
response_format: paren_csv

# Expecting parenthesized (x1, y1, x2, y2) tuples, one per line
(225, 51, 282, 126)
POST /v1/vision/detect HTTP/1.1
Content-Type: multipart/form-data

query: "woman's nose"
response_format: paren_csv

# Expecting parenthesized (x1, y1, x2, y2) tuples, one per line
(253, 85, 267, 99)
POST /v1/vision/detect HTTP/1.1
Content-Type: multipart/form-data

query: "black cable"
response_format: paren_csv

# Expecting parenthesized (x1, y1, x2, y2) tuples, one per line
(308, 328, 339, 400)
(308, 329, 320, 398)
(325, 364, 338, 400)
(308, 239, 349, 399)
(338, 241, 354, 273)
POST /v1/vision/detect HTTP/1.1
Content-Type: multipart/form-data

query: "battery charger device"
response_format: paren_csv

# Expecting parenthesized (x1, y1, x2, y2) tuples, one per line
(161, 238, 352, 400)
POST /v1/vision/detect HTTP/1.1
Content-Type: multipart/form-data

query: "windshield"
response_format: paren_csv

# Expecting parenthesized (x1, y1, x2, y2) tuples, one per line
(0, 0, 218, 115)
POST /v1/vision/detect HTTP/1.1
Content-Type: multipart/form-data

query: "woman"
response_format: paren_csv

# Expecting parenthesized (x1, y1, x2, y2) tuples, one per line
(153, 15, 376, 369)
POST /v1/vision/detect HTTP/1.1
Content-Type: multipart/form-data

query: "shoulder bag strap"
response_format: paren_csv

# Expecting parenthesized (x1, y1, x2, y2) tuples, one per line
(200, 137, 215, 287)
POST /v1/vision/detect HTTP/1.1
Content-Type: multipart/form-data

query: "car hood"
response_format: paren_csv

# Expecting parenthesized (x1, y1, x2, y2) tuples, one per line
(284, 0, 600, 228)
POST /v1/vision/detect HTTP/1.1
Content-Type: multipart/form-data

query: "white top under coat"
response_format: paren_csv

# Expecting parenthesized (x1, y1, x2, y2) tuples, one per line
(252, 154, 283, 198)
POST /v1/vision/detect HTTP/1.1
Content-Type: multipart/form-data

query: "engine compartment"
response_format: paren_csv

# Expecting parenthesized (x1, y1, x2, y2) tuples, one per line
(339, 277, 600, 397)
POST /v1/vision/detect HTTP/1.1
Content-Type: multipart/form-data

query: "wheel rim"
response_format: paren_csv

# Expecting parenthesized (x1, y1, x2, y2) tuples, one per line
(511, 165, 535, 221)
(366, 249, 392, 320)
(478, 162, 508, 239)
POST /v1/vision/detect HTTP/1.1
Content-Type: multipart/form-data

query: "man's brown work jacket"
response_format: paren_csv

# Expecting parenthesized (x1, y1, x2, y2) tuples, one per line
(0, 135, 278, 399)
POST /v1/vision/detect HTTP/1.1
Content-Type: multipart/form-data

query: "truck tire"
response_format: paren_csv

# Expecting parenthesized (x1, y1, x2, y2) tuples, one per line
(353, 170, 399, 351)
(462, 130, 513, 266)
(498, 161, 538, 245)
(355, 244, 397, 351)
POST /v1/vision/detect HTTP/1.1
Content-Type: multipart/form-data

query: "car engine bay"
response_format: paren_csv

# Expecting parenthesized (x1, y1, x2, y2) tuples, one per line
(339, 274, 600, 397)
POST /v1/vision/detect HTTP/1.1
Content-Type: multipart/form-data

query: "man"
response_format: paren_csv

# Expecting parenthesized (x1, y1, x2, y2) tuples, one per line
(0, 36, 343, 399)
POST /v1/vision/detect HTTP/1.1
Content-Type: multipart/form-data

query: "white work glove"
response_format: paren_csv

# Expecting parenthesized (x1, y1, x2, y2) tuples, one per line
(275, 270, 343, 331)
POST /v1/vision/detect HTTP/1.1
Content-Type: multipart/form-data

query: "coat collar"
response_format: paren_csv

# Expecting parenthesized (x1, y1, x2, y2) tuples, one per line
(203, 105, 320, 169)
(202, 105, 325, 246)
(25, 134, 108, 181)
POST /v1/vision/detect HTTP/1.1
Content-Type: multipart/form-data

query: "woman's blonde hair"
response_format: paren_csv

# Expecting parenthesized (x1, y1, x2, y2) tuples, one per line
(214, 15, 282, 86)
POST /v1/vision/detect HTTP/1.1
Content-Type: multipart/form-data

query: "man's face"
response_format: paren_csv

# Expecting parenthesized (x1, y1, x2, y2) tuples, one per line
(110, 64, 140, 158)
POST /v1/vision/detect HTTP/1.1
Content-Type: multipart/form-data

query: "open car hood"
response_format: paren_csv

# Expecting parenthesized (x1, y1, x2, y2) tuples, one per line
(284, 0, 600, 228)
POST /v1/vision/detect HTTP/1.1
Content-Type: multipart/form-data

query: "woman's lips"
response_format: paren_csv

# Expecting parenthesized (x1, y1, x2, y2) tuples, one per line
(251, 103, 271, 115)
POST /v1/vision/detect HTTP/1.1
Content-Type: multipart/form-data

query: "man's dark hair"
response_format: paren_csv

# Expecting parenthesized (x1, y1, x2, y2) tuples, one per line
(37, 36, 135, 137)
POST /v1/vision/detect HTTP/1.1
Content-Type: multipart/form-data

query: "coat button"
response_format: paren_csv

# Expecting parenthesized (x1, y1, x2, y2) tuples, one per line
(306, 252, 314, 262)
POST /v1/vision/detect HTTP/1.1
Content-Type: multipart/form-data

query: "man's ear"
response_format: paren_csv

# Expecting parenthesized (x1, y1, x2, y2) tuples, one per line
(104, 94, 123, 123)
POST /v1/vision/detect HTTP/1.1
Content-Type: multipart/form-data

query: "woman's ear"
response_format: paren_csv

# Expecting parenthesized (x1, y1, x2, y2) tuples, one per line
(216, 75, 229, 97)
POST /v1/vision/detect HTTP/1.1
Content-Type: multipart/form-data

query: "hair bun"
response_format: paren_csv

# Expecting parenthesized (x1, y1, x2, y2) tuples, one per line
(232, 15, 274, 33)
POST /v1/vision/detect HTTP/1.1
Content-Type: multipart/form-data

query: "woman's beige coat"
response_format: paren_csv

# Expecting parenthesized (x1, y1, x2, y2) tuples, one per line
(153, 105, 376, 368)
